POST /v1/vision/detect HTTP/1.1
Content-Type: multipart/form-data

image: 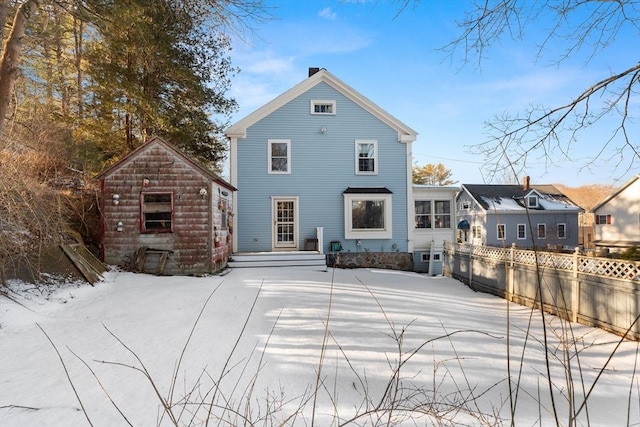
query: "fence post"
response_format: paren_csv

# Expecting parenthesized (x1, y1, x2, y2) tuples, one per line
(468, 244, 473, 287)
(572, 247, 580, 323)
(508, 243, 516, 302)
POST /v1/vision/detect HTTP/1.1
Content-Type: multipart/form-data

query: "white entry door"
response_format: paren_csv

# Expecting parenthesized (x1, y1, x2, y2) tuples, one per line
(273, 197, 298, 250)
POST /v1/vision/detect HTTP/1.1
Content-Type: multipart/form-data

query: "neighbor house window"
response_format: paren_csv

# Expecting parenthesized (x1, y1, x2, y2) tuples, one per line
(537, 223, 547, 239)
(472, 225, 482, 239)
(517, 224, 526, 240)
(141, 193, 173, 233)
(310, 100, 336, 115)
(460, 201, 470, 210)
(355, 140, 378, 174)
(268, 139, 291, 174)
(344, 192, 392, 239)
(595, 214, 611, 225)
(497, 224, 506, 240)
(527, 195, 539, 208)
(557, 223, 566, 239)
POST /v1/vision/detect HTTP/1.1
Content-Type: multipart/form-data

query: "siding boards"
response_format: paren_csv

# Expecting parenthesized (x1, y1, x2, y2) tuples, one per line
(236, 83, 409, 253)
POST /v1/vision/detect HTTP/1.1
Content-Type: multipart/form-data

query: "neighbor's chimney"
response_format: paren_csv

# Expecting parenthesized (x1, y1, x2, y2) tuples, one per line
(523, 175, 530, 191)
(308, 67, 320, 77)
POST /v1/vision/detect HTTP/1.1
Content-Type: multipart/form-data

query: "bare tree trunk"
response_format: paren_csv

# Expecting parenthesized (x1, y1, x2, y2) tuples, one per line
(0, 0, 9, 54)
(0, 0, 39, 138)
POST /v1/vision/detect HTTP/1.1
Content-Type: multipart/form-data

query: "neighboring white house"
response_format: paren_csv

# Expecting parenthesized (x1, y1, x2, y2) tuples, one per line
(590, 174, 640, 253)
(412, 185, 458, 274)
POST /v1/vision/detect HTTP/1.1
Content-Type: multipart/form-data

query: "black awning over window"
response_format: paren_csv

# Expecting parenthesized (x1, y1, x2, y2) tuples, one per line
(343, 187, 393, 194)
(457, 220, 470, 230)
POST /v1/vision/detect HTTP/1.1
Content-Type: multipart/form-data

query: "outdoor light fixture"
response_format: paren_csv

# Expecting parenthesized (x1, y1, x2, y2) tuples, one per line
(143, 178, 149, 187)
(116, 221, 124, 232)
(321, 127, 327, 134)
(199, 188, 208, 198)
(112, 194, 120, 205)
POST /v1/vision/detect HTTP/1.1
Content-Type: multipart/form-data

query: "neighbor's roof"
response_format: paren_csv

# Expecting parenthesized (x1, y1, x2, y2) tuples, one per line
(461, 184, 582, 213)
(225, 68, 417, 143)
(95, 136, 236, 191)
(590, 174, 640, 213)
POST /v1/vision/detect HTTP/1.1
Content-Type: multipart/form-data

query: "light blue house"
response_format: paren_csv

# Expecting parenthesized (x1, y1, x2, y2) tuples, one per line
(225, 68, 417, 262)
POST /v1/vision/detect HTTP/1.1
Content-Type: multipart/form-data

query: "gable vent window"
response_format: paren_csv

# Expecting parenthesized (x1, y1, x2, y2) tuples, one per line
(310, 100, 336, 115)
(141, 193, 173, 233)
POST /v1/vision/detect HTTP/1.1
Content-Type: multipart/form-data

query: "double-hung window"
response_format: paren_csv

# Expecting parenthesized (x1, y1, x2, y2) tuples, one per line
(472, 225, 482, 239)
(141, 193, 173, 233)
(344, 188, 392, 239)
(517, 224, 526, 240)
(355, 140, 377, 174)
(557, 223, 566, 239)
(268, 139, 291, 174)
(415, 201, 431, 228)
(414, 200, 451, 229)
(537, 223, 547, 239)
(497, 224, 506, 240)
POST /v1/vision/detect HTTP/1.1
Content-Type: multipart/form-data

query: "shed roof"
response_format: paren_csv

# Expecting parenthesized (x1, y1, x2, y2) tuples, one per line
(95, 136, 236, 191)
(225, 68, 417, 143)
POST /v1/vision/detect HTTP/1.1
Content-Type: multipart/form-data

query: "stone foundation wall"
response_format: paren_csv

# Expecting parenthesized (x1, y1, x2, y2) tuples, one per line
(333, 252, 413, 271)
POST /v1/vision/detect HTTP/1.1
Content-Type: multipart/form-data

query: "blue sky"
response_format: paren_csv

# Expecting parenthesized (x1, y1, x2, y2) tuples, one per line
(226, 0, 639, 187)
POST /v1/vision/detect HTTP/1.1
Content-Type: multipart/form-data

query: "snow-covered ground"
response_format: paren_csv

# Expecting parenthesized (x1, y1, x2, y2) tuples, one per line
(1, 267, 638, 426)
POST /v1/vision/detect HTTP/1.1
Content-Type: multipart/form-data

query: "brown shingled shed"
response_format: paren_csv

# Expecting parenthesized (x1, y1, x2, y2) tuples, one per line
(96, 136, 235, 275)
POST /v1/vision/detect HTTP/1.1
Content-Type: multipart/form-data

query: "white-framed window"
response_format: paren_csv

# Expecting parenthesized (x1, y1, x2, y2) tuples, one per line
(420, 253, 441, 262)
(433, 253, 441, 261)
(355, 140, 378, 174)
(497, 224, 506, 240)
(344, 193, 392, 239)
(434, 201, 451, 228)
(537, 223, 547, 239)
(527, 195, 539, 208)
(140, 192, 173, 233)
(414, 200, 451, 229)
(415, 200, 431, 228)
(268, 139, 291, 174)
(595, 214, 611, 225)
(472, 225, 482, 239)
(517, 224, 526, 240)
(310, 100, 336, 115)
(220, 197, 229, 230)
(557, 223, 566, 239)
(460, 200, 470, 210)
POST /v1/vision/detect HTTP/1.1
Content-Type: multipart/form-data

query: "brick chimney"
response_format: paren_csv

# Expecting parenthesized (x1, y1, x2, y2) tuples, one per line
(523, 175, 530, 191)
(308, 67, 320, 77)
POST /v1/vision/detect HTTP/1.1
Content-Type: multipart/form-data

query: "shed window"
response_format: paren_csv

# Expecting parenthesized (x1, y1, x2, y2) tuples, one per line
(141, 193, 173, 233)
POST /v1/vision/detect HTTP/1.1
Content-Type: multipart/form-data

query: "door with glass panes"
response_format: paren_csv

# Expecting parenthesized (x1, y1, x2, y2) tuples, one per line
(272, 197, 298, 250)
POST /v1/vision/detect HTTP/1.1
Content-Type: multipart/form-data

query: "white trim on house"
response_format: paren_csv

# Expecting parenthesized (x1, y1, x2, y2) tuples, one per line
(267, 139, 292, 174)
(354, 139, 378, 175)
(343, 193, 393, 239)
(225, 69, 417, 143)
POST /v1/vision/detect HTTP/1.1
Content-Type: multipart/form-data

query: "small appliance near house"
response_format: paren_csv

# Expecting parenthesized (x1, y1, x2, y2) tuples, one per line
(96, 136, 236, 275)
(225, 68, 417, 269)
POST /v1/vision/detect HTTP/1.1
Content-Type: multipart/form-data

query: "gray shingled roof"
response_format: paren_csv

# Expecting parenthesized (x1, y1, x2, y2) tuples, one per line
(462, 184, 579, 211)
